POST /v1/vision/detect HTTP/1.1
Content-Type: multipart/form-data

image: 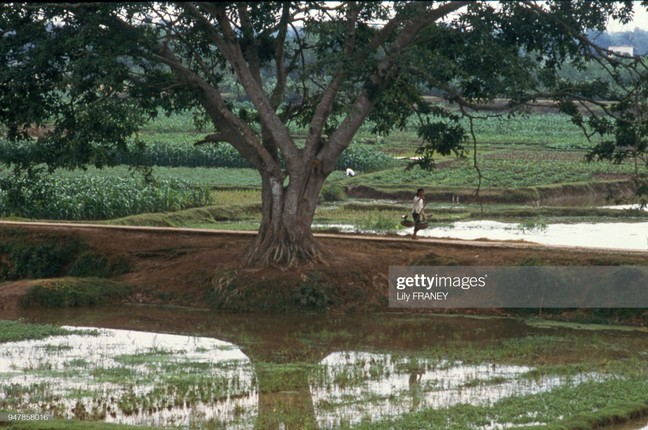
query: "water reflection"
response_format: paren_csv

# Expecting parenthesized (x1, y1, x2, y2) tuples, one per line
(0, 327, 257, 428)
(399, 220, 648, 250)
(315, 218, 648, 251)
(2, 306, 643, 429)
(311, 352, 599, 428)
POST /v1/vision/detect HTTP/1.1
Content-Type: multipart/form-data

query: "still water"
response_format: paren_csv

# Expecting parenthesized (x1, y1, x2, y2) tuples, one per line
(2, 306, 647, 429)
(400, 220, 648, 251)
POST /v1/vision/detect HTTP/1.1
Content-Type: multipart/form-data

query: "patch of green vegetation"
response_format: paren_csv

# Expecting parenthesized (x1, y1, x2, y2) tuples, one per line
(292, 271, 333, 312)
(320, 182, 348, 203)
(341, 378, 648, 429)
(19, 278, 132, 308)
(0, 320, 77, 343)
(525, 317, 648, 332)
(0, 173, 213, 221)
(0, 419, 144, 430)
(255, 362, 319, 393)
(89, 366, 138, 383)
(354, 211, 402, 231)
(107, 202, 260, 228)
(517, 218, 548, 233)
(68, 252, 130, 278)
(0, 229, 86, 281)
(334, 144, 402, 172)
(0, 319, 99, 343)
(113, 348, 177, 366)
(347, 155, 634, 189)
(0, 228, 130, 282)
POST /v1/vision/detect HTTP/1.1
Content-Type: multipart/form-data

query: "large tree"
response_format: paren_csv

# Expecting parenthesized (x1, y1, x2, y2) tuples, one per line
(1, 1, 647, 265)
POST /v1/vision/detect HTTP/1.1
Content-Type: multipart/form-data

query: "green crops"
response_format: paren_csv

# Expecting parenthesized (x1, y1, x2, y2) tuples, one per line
(0, 175, 213, 220)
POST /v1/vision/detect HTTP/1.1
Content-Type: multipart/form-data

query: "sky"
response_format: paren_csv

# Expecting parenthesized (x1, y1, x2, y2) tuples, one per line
(606, 4, 648, 32)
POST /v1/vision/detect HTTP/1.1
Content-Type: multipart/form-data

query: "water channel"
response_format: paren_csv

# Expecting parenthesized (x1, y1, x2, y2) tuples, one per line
(2, 306, 647, 429)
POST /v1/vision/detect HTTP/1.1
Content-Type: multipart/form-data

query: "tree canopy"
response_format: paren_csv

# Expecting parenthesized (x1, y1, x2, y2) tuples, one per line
(1, 1, 647, 265)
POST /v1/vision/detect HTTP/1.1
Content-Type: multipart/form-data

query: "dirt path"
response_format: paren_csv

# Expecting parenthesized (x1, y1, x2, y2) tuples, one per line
(0, 221, 646, 313)
(0, 220, 645, 254)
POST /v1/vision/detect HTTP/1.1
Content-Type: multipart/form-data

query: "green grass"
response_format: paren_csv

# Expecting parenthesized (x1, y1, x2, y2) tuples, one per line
(352, 112, 594, 155)
(19, 278, 132, 308)
(344, 155, 635, 189)
(0, 420, 145, 430)
(461, 113, 594, 149)
(142, 109, 592, 150)
(342, 378, 648, 429)
(0, 320, 89, 343)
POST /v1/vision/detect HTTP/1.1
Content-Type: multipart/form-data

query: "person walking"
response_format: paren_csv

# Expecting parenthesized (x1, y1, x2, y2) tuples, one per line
(412, 188, 425, 240)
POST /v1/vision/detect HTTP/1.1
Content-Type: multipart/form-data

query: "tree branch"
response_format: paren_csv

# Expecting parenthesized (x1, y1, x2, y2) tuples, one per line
(236, 3, 262, 85)
(194, 133, 229, 145)
(195, 2, 301, 170)
(270, 3, 291, 111)
(320, 1, 471, 172)
(152, 42, 282, 177)
(303, 3, 363, 162)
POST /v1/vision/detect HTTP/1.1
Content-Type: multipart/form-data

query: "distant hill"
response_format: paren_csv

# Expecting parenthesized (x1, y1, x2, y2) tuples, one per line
(588, 28, 648, 55)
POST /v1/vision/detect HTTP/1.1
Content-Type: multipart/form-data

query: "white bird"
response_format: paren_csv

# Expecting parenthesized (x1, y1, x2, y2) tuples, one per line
(345, 168, 356, 177)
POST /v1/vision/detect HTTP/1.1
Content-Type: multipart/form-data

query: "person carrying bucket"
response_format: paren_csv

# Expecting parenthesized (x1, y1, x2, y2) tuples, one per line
(412, 188, 425, 240)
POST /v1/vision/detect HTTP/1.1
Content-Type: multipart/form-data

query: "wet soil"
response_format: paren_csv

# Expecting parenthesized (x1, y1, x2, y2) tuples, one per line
(0, 222, 646, 315)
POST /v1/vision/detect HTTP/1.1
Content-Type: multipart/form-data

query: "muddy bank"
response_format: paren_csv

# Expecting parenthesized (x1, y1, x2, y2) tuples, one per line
(0, 223, 646, 321)
(346, 179, 637, 206)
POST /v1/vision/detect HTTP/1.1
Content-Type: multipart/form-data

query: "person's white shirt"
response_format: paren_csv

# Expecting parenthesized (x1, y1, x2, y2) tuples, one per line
(412, 195, 424, 214)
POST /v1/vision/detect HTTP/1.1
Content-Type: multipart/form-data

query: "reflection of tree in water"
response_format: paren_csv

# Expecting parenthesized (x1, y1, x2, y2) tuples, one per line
(408, 369, 424, 411)
(19, 307, 539, 429)
(255, 364, 319, 429)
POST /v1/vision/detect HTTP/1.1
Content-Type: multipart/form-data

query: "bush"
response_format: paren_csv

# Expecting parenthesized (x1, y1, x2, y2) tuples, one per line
(0, 229, 130, 281)
(320, 182, 347, 202)
(68, 252, 130, 278)
(0, 235, 85, 280)
(292, 272, 333, 311)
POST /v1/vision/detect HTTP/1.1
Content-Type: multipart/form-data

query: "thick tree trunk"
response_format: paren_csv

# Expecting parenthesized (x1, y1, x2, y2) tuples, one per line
(243, 168, 327, 267)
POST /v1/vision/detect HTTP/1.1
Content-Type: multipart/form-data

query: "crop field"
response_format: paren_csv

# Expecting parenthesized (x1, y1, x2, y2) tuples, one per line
(343, 154, 635, 189)
(0, 110, 643, 225)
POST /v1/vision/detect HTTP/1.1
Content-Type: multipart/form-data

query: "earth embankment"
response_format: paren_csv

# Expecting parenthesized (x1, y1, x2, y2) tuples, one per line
(0, 221, 646, 318)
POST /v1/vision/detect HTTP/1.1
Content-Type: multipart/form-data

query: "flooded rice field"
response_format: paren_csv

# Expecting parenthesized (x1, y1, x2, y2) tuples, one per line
(319, 219, 648, 250)
(316, 202, 648, 251)
(0, 327, 257, 428)
(2, 306, 648, 429)
(311, 352, 599, 429)
(398, 220, 648, 251)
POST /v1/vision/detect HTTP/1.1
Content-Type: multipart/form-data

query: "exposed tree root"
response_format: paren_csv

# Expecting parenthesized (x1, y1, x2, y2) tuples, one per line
(242, 229, 328, 267)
